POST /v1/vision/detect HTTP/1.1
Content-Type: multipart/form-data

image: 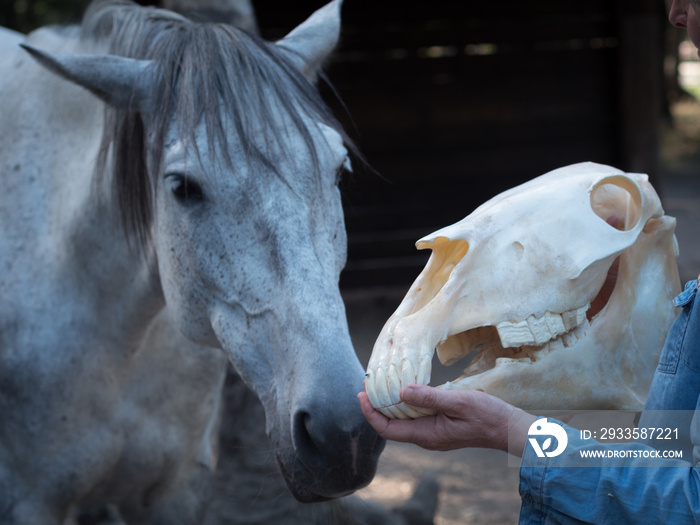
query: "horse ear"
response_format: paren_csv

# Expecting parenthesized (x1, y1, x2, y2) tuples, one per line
(20, 44, 156, 111)
(275, 0, 342, 82)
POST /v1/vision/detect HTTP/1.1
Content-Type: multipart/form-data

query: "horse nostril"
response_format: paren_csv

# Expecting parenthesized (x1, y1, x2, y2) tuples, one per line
(292, 410, 327, 470)
(288, 401, 385, 497)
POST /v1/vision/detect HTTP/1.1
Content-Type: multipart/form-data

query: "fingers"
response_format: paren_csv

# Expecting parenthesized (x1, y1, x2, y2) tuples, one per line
(359, 386, 520, 451)
(400, 384, 476, 415)
(358, 391, 439, 445)
(400, 384, 443, 410)
(360, 384, 472, 425)
(358, 391, 391, 435)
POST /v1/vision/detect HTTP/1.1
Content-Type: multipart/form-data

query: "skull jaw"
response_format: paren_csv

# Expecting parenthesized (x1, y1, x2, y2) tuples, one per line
(440, 332, 649, 412)
(441, 257, 679, 412)
(369, 323, 616, 419)
(370, 314, 657, 418)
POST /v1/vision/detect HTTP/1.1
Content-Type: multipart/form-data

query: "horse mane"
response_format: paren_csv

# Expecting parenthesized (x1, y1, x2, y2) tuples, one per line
(80, 0, 350, 249)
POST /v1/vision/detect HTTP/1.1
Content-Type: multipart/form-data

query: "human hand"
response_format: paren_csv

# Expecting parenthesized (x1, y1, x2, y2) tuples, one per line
(358, 384, 536, 455)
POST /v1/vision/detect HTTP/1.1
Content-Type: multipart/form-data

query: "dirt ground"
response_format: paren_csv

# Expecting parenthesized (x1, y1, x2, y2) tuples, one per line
(343, 100, 700, 525)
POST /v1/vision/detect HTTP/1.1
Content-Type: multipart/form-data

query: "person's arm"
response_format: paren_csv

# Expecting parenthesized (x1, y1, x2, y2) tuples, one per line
(358, 384, 536, 454)
(360, 384, 700, 523)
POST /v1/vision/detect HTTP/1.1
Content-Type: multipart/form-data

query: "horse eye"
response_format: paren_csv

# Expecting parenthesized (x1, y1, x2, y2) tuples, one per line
(334, 167, 344, 186)
(335, 157, 352, 186)
(165, 173, 203, 203)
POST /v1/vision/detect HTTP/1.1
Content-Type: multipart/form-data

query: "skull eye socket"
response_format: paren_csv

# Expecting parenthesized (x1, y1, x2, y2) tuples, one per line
(590, 176, 642, 231)
(587, 175, 642, 321)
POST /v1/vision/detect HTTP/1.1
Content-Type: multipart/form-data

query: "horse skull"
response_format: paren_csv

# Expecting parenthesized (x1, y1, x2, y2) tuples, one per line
(365, 162, 681, 418)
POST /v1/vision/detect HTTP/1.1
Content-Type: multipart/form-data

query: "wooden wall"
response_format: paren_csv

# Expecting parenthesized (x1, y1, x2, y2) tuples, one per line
(262, 0, 664, 289)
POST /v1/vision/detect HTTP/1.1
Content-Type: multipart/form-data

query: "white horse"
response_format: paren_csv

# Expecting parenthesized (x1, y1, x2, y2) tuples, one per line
(0, 1, 384, 523)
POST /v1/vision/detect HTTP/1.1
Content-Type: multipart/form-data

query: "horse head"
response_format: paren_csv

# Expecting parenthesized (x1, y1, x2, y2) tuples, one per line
(24, 0, 383, 502)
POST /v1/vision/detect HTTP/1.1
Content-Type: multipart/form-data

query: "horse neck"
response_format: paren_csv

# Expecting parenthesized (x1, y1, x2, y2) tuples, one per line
(26, 29, 165, 349)
(65, 186, 165, 346)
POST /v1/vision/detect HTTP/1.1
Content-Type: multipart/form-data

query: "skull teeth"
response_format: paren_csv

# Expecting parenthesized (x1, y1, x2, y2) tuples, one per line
(460, 320, 589, 378)
(489, 321, 590, 366)
(366, 304, 592, 419)
(529, 338, 564, 362)
(465, 348, 496, 375)
(496, 305, 589, 348)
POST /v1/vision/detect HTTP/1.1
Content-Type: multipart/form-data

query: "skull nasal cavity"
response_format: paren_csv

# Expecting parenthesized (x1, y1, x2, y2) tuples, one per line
(590, 178, 642, 231)
(432, 238, 469, 274)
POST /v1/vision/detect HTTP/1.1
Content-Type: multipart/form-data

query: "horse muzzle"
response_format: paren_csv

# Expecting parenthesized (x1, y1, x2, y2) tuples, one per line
(275, 393, 385, 502)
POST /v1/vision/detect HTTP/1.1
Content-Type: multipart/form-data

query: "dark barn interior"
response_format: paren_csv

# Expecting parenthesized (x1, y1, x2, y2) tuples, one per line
(255, 0, 667, 290)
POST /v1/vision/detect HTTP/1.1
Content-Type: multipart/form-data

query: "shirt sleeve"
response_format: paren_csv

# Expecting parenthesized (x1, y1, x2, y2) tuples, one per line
(518, 421, 700, 524)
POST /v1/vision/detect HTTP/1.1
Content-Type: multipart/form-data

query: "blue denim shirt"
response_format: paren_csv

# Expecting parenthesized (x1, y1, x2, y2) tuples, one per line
(519, 279, 700, 524)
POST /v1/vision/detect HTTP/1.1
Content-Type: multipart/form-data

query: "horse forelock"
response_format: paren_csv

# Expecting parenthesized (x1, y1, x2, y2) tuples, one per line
(82, 0, 352, 250)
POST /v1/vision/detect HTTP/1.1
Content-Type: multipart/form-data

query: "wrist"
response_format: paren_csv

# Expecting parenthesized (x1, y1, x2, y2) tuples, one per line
(500, 408, 537, 456)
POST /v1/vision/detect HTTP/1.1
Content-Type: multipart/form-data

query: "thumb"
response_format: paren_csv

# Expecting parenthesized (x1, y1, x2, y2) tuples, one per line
(400, 384, 452, 411)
